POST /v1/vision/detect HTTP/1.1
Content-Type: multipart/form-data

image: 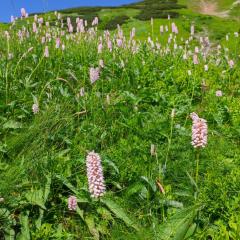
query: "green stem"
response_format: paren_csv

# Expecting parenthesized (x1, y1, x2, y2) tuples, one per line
(38, 77, 76, 103)
(13, 48, 33, 78)
(26, 55, 44, 85)
(5, 38, 10, 104)
(164, 112, 174, 171)
(195, 150, 200, 185)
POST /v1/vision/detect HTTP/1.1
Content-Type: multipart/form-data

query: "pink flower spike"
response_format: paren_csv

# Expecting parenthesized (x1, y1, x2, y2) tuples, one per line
(86, 151, 106, 198)
(190, 113, 208, 148)
(68, 196, 77, 211)
(44, 46, 49, 58)
(21, 8, 27, 18)
(89, 67, 100, 84)
(193, 54, 199, 65)
(216, 90, 223, 97)
(32, 103, 39, 114)
(228, 60, 234, 68)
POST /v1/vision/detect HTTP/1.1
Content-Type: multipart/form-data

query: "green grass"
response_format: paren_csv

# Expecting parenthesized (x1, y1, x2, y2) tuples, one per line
(98, 8, 140, 19)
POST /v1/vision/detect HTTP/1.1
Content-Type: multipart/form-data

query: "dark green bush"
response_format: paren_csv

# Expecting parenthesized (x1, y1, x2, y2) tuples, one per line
(103, 15, 130, 30)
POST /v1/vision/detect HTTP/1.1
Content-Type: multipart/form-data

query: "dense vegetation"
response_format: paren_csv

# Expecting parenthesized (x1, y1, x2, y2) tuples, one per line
(0, 0, 240, 239)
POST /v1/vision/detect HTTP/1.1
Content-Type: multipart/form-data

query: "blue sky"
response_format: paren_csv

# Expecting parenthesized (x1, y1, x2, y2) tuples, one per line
(0, 0, 138, 23)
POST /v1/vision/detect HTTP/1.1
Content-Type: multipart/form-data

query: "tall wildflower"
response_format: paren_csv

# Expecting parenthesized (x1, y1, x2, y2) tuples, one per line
(160, 25, 164, 34)
(56, 38, 61, 48)
(11, 16, 15, 23)
(98, 42, 103, 54)
(86, 151, 106, 198)
(89, 67, 100, 84)
(117, 38, 123, 48)
(190, 113, 208, 148)
(92, 17, 99, 26)
(195, 46, 199, 53)
(44, 46, 49, 58)
(99, 59, 104, 68)
(130, 27, 136, 39)
(107, 40, 112, 52)
(216, 90, 223, 97)
(228, 60, 234, 68)
(191, 25, 195, 35)
(21, 8, 27, 18)
(171, 23, 178, 34)
(150, 144, 156, 156)
(193, 54, 199, 65)
(80, 87, 85, 97)
(68, 196, 77, 211)
(32, 103, 39, 114)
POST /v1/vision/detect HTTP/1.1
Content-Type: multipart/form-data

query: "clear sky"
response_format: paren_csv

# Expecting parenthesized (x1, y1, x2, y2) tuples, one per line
(0, 0, 139, 23)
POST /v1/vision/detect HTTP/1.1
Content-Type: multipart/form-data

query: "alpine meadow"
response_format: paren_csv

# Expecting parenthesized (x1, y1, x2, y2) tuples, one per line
(0, 0, 240, 239)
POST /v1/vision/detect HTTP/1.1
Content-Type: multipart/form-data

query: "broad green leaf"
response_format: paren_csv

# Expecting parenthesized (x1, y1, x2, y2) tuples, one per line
(0, 208, 10, 222)
(140, 176, 156, 192)
(104, 159, 119, 175)
(25, 189, 46, 210)
(125, 182, 145, 197)
(173, 215, 195, 240)
(161, 200, 184, 209)
(76, 206, 85, 222)
(157, 206, 197, 240)
(186, 171, 199, 192)
(55, 175, 77, 195)
(97, 207, 113, 221)
(44, 174, 51, 203)
(17, 212, 30, 240)
(184, 223, 197, 239)
(56, 175, 89, 203)
(35, 209, 44, 230)
(85, 215, 100, 240)
(4, 228, 15, 240)
(3, 120, 22, 129)
(101, 198, 139, 230)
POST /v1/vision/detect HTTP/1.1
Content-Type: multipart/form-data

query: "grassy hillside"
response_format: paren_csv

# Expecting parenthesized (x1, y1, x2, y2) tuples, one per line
(0, 0, 240, 239)
(21, 0, 239, 41)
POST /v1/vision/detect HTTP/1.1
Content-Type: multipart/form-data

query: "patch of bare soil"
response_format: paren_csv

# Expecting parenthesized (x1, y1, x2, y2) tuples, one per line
(199, 0, 229, 17)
